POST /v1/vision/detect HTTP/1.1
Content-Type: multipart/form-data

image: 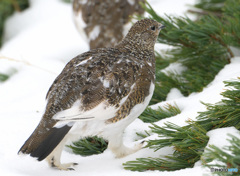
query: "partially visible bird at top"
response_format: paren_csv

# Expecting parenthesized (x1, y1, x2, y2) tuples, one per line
(72, 0, 145, 49)
(18, 19, 165, 170)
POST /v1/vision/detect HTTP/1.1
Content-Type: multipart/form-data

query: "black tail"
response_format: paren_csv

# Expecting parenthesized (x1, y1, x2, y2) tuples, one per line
(30, 125, 72, 161)
(19, 118, 72, 161)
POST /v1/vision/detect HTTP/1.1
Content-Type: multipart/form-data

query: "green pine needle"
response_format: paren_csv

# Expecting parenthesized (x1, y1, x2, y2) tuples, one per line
(124, 121, 209, 171)
(124, 77, 240, 172)
(197, 79, 240, 130)
(202, 134, 240, 176)
(139, 103, 181, 123)
(194, 0, 225, 13)
(0, 0, 29, 47)
(0, 73, 9, 82)
(67, 136, 108, 157)
(136, 130, 152, 139)
(123, 156, 192, 171)
(67, 1, 240, 173)
(143, 0, 237, 104)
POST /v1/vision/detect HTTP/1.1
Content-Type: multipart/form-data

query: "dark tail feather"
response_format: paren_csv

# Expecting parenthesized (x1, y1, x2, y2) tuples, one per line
(18, 118, 72, 161)
(30, 125, 72, 161)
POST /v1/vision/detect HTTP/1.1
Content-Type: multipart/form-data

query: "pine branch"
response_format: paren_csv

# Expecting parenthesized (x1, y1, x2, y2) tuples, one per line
(187, 9, 222, 18)
(68, 1, 240, 170)
(0, 73, 9, 82)
(193, 0, 225, 15)
(0, 0, 29, 47)
(124, 77, 240, 172)
(123, 156, 192, 171)
(124, 121, 209, 171)
(142, 0, 238, 104)
(139, 103, 181, 123)
(202, 134, 240, 176)
(67, 136, 108, 156)
(136, 130, 151, 139)
(197, 79, 240, 130)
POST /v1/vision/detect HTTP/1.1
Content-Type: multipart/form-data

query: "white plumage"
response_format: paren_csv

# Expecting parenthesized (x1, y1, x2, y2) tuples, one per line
(18, 19, 164, 170)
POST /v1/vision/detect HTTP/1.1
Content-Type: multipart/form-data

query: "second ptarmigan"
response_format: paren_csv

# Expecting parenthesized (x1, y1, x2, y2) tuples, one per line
(18, 19, 165, 170)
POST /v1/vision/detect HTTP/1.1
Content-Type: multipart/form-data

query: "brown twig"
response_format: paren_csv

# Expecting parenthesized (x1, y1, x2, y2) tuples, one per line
(0, 55, 58, 74)
(210, 35, 234, 63)
(10, 0, 21, 12)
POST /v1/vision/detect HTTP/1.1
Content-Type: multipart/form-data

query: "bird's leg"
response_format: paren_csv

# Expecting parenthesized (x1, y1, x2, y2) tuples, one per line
(45, 136, 77, 170)
(107, 132, 143, 158)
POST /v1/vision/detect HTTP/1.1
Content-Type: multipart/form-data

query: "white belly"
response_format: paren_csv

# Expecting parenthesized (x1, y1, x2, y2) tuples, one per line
(67, 82, 155, 142)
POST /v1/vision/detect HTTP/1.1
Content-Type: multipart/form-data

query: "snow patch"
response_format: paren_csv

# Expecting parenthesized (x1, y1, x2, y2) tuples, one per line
(206, 127, 240, 153)
(161, 62, 187, 76)
(1, 0, 239, 175)
(166, 88, 184, 101)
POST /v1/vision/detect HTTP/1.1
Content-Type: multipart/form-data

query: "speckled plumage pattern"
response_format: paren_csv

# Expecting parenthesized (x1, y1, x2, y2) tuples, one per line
(18, 19, 164, 170)
(73, 0, 145, 49)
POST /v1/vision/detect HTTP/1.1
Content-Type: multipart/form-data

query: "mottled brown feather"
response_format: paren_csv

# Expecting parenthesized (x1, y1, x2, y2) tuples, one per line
(18, 19, 163, 161)
(73, 0, 145, 49)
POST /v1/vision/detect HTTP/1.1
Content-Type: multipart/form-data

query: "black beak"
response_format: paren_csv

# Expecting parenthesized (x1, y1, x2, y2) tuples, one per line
(159, 24, 165, 29)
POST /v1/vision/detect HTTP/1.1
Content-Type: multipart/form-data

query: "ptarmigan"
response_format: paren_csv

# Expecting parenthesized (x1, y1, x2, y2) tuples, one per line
(18, 19, 164, 170)
(72, 0, 145, 49)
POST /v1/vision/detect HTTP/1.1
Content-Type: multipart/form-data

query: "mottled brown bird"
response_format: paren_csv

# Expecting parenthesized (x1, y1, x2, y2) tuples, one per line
(73, 0, 145, 49)
(18, 19, 164, 170)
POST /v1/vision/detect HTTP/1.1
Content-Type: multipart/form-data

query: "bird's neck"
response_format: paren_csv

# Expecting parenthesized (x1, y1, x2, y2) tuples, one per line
(115, 39, 154, 57)
(114, 40, 155, 68)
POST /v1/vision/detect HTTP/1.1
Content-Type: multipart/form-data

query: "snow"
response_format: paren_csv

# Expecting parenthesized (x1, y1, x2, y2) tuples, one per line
(203, 127, 240, 168)
(206, 127, 240, 154)
(0, 0, 239, 175)
(161, 62, 187, 76)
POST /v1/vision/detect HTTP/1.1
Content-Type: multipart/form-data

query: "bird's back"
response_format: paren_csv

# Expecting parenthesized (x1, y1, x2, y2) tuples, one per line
(18, 47, 155, 160)
(18, 19, 163, 167)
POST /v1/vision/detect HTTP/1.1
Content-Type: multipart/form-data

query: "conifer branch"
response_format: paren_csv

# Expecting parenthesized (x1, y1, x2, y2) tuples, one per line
(202, 134, 240, 175)
(67, 136, 108, 156)
(187, 9, 222, 18)
(139, 103, 181, 123)
(123, 77, 240, 171)
(210, 34, 234, 63)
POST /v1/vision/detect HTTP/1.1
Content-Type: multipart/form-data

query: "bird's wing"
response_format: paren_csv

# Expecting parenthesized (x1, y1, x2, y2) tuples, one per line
(44, 48, 149, 124)
(19, 48, 154, 159)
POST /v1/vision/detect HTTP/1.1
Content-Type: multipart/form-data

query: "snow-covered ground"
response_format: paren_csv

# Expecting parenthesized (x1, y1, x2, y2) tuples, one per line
(0, 0, 239, 175)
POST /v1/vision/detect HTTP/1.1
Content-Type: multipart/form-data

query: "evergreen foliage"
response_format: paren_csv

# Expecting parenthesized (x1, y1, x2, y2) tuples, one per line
(67, 136, 108, 157)
(123, 78, 240, 171)
(67, 0, 240, 173)
(145, 0, 239, 104)
(0, 73, 9, 82)
(0, 0, 29, 82)
(136, 130, 151, 139)
(0, 0, 29, 47)
(203, 134, 240, 176)
(61, 0, 71, 3)
(139, 103, 181, 123)
(124, 121, 209, 171)
(0, 68, 17, 82)
(191, 0, 225, 16)
(197, 79, 240, 131)
(123, 0, 240, 170)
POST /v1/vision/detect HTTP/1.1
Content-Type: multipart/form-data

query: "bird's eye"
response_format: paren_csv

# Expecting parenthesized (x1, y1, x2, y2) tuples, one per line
(150, 26, 156, 31)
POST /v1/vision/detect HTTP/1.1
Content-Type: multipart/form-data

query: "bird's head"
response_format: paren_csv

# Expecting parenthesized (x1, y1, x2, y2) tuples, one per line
(116, 19, 165, 52)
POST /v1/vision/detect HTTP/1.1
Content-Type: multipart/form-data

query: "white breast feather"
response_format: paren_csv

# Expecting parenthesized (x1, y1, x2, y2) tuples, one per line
(53, 82, 154, 131)
(53, 100, 118, 128)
